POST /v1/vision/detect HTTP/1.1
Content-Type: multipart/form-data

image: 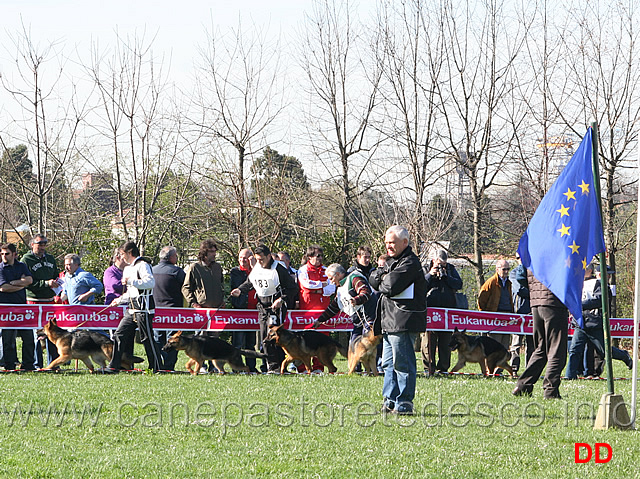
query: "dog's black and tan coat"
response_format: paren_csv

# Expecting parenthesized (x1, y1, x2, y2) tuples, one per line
(267, 324, 348, 374)
(39, 319, 142, 372)
(448, 327, 515, 377)
(162, 331, 265, 375)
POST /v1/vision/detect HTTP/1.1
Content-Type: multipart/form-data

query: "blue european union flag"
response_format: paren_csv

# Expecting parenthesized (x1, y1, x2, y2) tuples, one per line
(517, 127, 605, 328)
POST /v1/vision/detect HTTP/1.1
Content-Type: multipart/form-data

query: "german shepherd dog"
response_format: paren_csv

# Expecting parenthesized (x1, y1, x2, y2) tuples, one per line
(39, 319, 143, 372)
(162, 331, 266, 375)
(348, 328, 382, 375)
(267, 324, 348, 374)
(448, 327, 515, 377)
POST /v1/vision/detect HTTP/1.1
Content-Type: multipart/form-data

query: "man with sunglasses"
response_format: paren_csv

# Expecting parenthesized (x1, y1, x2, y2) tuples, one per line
(21, 234, 61, 367)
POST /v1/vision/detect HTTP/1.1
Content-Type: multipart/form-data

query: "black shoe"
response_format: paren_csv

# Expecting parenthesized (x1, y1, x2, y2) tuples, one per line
(381, 400, 395, 414)
(101, 368, 119, 374)
(394, 402, 415, 416)
(624, 353, 633, 370)
(512, 386, 532, 397)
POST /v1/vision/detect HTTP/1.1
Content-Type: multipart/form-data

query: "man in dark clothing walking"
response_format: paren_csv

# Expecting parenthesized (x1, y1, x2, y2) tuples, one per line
(513, 270, 568, 399)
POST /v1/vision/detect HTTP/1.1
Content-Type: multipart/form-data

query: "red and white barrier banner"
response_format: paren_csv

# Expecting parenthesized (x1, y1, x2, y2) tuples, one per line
(0, 305, 40, 328)
(0, 304, 636, 337)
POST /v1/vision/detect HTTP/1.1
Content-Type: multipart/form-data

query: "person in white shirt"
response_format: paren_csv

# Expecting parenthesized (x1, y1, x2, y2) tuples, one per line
(106, 241, 163, 373)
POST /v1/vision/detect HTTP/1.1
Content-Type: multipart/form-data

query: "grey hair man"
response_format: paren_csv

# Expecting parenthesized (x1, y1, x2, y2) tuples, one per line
(153, 246, 186, 371)
(477, 259, 513, 352)
(369, 226, 427, 415)
(61, 254, 103, 305)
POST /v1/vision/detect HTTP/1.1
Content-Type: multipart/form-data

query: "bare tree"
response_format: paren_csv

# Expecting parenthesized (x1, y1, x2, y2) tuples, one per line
(552, 0, 640, 315)
(84, 30, 196, 254)
(377, 0, 452, 249)
(434, 0, 526, 287)
(192, 19, 285, 248)
(299, 0, 384, 261)
(0, 24, 88, 239)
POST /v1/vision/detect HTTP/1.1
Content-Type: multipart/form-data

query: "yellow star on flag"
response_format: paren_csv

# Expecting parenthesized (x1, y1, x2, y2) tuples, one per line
(557, 223, 570, 237)
(556, 204, 569, 217)
(568, 241, 580, 254)
(578, 180, 589, 194)
(582, 257, 587, 270)
(563, 187, 576, 201)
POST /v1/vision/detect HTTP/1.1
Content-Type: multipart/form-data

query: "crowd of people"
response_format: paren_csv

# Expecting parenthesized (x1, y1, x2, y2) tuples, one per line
(0, 225, 632, 414)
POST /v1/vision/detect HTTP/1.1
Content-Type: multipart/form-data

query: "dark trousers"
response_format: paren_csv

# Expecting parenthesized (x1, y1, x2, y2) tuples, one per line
(27, 300, 57, 367)
(567, 326, 631, 378)
(232, 331, 258, 372)
(157, 330, 178, 371)
(109, 311, 163, 371)
(517, 305, 568, 398)
(257, 304, 285, 373)
(37, 339, 59, 368)
(2, 329, 37, 370)
(421, 331, 452, 373)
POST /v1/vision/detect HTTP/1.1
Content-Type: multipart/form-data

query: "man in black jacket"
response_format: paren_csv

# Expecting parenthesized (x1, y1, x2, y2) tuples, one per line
(421, 249, 462, 374)
(369, 226, 427, 415)
(152, 246, 186, 370)
(513, 270, 567, 399)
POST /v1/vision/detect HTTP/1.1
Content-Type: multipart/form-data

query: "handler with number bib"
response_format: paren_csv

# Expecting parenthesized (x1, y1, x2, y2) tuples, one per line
(230, 245, 298, 373)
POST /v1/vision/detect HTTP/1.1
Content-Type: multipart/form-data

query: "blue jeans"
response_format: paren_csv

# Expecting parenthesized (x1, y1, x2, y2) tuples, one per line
(382, 332, 417, 409)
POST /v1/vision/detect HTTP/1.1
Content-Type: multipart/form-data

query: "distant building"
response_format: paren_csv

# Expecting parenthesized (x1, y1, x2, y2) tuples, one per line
(75, 172, 117, 213)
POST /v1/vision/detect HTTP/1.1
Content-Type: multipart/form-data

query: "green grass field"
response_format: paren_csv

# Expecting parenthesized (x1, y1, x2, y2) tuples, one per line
(1, 350, 638, 478)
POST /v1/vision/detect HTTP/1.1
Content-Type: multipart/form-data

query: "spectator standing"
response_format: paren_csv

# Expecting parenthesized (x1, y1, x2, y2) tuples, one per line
(0, 243, 34, 370)
(61, 254, 103, 305)
(369, 226, 427, 415)
(182, 239, 224, 309)
(103, 248, 127, 305)
(153, 246, 186, 371)
(421, 250, 462, 375)
(229, 247, 259, 373)
(477, 259, 513, 350)
(564, 263, 632, 379)
(277, 251, 299, 307)
(509, 253, 534, 375)
(21, 234, 60, 367)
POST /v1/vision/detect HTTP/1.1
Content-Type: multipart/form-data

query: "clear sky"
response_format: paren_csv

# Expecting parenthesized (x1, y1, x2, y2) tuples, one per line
(2, 0, 313, 79)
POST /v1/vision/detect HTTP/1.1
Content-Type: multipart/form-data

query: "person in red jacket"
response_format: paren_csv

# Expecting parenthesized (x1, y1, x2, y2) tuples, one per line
(297, 245, 335, 372)
(297, 245, 335, 310)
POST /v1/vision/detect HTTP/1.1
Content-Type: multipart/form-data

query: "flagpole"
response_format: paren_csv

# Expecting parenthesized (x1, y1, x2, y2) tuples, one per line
(590, 122, 615, 395)
(631, 134, 640, 428)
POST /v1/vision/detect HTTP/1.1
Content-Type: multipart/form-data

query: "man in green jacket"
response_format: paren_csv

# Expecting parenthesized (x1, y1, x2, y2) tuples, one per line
(21, 234, 61, 367)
